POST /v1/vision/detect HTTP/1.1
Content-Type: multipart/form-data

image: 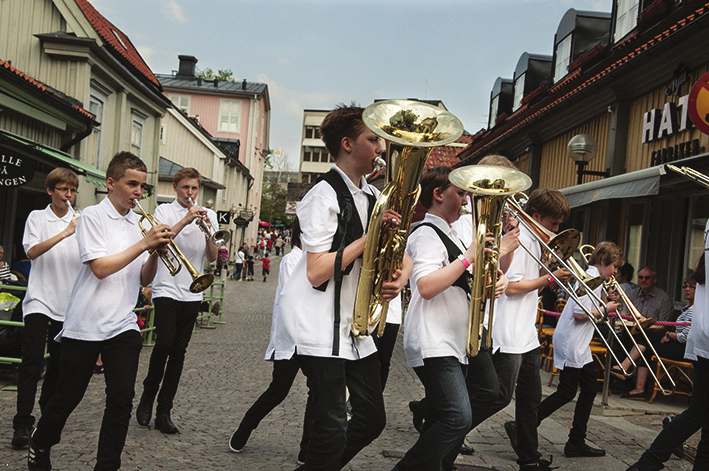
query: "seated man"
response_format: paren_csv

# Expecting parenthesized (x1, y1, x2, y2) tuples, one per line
(627, 266, 674, 322)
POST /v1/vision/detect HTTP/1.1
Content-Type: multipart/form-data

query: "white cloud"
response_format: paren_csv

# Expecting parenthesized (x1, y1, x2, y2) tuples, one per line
(255, 73, 348, 117)
(161, 0, 187, 24)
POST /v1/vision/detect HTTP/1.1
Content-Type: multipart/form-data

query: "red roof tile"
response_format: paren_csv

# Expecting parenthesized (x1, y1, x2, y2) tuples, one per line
(75, 0, 160, 88)
(0, 59, 95, 121)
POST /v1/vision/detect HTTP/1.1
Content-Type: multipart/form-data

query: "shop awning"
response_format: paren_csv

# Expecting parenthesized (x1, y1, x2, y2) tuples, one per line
(560, 154, 709, 208)
(0, 128, 106, 185)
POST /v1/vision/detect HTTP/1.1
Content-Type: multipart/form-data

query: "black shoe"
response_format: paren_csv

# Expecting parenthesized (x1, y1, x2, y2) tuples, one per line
(520, 457, 556, 470)
(459, 443, 475, 455)
(11, 426, 31, 449)
(28, 432, 52, 471)
(504, 420, 521, 457)
(409, 400, 424, 433)
(229, 427, 251, 453)
(662, 416, 685, 458)
(155, 413, 179, 434)
(136, 393, 154, 427)
(564, 442, 606, 457)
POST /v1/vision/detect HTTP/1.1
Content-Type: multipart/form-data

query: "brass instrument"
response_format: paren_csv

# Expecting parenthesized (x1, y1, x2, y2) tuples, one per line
(579, 245, 676, 395)
(352, 100, 464, 338)
(66, 200, 80, 216)
(449, 165, 532, 356)
(666, 164, 709, 189)
(187, 197, 231, 247)
(133, 199, 214, 293)
(505, 204, 638, 376)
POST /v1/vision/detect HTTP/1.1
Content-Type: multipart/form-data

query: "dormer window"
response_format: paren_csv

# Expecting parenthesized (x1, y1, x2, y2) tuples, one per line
(111, 29, 127, 50)
(554, 35, 572, 83)
(489, 96, 499, 129)
(513, 73, 525, 111)
(615, 0, 639, 42)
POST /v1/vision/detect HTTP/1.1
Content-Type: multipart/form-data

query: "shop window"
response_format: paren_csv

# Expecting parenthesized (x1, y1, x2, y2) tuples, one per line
(554, 34, 572, 83)
(687, 196, 709, 273)
(513, 73, 525, 111)
(625, 202, 645, 283)
(615, 0, 639, 42)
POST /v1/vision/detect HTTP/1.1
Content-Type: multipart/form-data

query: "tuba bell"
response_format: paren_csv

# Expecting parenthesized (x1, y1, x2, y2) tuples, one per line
(449, 165, 532, 356)
(352, 100, 464, 338)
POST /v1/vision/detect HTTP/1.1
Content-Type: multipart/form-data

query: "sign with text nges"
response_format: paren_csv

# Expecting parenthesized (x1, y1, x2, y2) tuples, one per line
(0, 149, 34, 187)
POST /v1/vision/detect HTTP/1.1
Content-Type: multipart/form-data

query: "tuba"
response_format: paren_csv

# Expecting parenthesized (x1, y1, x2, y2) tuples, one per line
(352, 100, 464, 338)
(449, 165, 532, 356)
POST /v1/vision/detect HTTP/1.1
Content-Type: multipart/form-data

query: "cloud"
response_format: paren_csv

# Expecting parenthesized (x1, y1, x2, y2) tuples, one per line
(255, 73, 348, 117)
(161, 0, 187, 24)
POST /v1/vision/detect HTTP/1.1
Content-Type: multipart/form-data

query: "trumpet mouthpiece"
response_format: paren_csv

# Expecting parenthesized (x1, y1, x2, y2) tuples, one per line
(373, 156, 386, 171)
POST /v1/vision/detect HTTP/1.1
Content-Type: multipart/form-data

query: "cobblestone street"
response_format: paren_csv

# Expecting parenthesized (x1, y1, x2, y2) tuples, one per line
(0, 250, 700, 470)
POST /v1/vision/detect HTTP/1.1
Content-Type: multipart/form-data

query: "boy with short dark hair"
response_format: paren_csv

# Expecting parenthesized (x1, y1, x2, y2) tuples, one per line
(12, 168, 81, 449)
(262, 253, 271, 282)
(274, 104, 410, 470)
(28, 152, 174, 471)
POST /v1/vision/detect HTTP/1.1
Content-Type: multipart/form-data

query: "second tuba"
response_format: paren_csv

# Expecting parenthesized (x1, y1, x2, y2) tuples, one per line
(449, 165, 532, 356)
(352, 100, 464, 338)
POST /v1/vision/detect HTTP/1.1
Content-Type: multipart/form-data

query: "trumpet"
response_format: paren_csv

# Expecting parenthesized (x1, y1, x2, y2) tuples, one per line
(579, 246, 676, 396)
(504, 204, 639, 377)
(133, 199, 214, 293)
(187, 198, 230, 247)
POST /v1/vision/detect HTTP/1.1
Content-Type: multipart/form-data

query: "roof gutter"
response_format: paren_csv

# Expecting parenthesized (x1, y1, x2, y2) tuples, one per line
(60, 121, 94, 153)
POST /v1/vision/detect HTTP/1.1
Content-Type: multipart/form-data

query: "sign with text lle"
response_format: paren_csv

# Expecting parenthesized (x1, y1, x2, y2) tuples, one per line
(0, 149, 34, 187)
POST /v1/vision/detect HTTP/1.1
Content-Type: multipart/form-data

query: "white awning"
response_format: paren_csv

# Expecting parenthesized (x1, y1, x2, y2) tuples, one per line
(560, 153, 709, 208)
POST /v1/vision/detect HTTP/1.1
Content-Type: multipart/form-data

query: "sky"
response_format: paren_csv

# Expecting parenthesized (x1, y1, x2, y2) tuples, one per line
(91, 0, 612, 170)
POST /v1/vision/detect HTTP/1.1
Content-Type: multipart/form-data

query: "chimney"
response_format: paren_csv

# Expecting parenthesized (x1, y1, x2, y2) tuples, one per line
(214, 78, 219, 88)
(242, 79, 247, 90)
(176, 55, 197, 80)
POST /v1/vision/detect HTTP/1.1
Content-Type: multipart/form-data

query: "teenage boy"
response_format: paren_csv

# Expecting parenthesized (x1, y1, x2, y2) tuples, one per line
(11, 168, 81, 449)
(28, 152, 174, 471)
(496, 188, 573, 471)
(394, 166, 507, 470)
(537, 241, 622, 458)
(136, 167, 218, 434)
(273, 105, 411, 470)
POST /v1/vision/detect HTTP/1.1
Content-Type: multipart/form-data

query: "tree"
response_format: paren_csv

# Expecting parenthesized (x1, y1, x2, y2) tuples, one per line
(196, 67, 236, 82)
(259, 150, 294, 229)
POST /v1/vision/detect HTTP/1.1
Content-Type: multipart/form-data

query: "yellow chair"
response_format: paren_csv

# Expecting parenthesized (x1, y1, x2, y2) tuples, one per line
(649, 357, 693, 404)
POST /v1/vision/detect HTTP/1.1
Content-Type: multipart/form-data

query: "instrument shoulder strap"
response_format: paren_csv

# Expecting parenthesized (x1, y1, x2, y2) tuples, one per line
(412, 222, 471, 296)
(312, 169, 377, 356)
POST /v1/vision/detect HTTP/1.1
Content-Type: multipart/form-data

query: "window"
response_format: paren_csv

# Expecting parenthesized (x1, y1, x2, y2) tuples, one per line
(313, 147, 321, 162)
(513, 73, 525, 111)
(218, 99, 241, 133)
(554, 34, 572, 83)
(305, 126, 314, 139)
(489, 96, 499, 129)
(86, 95, 104, 168)
(170, 95, 190, 114)
(615, 0, 639, 42)
(625, 202, 645, 283)
(130, 112, 145, 157)
(303, 146, 311, 162)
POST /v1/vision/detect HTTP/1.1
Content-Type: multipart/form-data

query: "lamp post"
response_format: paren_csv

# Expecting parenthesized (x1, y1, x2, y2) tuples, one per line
(567, 134, 609, 184)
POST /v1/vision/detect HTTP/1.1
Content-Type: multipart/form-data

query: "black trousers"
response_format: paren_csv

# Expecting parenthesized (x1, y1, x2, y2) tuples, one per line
(13, 313, 62, 430)
(296, 353, 386, 471)
(237, 358, 311, 456)
(373, 322, 400, 390)
(537, 361, 598, 445)
(34, 330, 142, 471)
(141, 297, 201, 415)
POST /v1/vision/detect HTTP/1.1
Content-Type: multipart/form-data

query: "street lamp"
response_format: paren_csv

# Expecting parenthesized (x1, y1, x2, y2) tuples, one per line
(567, 134, 609, 184)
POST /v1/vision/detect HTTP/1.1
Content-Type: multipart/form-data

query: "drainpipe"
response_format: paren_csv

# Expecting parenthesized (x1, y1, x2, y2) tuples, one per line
(60, 122, 94, 153)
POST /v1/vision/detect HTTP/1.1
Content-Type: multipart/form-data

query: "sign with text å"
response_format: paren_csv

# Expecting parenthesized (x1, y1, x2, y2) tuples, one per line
(0, 149, 34, 187)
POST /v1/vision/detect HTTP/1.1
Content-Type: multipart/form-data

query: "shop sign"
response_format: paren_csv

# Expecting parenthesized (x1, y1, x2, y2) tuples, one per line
(216, 210, 231, 225)
(0, 151, 34, 187)
(687, 71, 709, 135)
(285, 200, 297, 215)
(641, 95, 691, 143)
(650, 139, 702, 166)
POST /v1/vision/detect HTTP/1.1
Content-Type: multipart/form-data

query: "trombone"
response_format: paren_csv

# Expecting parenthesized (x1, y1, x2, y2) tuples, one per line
(133, 199, 214, 293)
(187, 197, 231, 247)
(579, 245, 676, 396)
(666, 164, 709, 189)
(504, 202, 638, 377)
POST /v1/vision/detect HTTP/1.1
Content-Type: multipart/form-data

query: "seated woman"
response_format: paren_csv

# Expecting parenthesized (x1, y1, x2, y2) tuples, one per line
(613, 272, 696, 399)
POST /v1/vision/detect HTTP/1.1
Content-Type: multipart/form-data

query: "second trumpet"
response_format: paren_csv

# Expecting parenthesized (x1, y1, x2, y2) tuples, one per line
(188, 197, 230, 247)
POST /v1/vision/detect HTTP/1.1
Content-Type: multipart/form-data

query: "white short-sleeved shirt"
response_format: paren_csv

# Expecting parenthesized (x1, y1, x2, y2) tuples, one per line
(151, 199, 217, 302)
(386, 293, 403, 326)
(22, 205, 81, 321)
(685, 220, 709, 361)
(404, 213, 471, 367)
(274, 165, 379, 360)
(236, 250, 245, 264)
(265, 246, 303, 360)
(552, 265, 601, 369)
(492, 224, 542, 354)
(450, 195, 474, 247)
(59, 197, 149, 341)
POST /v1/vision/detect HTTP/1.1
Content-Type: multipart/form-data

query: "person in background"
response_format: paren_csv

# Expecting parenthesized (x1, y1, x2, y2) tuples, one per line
(627, 266, 674, 322)
(0, 245, 12, 281)
(262, 253, 271, 282)
(617, 262, 638, 295)
(233, 245, 245, 281)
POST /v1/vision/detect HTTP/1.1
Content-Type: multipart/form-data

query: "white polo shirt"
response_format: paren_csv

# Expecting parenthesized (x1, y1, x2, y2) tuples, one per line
(274, 165, 378, 360)
(552, 265, 601, 369)
(404, 213, 470, 367)
(686, 219, 709, 361)
(265, 246, 303, 360)
(151, 199, 218, 302)
(59, 197, 149, 341)
(22, 205, 81, 321)
(492, 224, 541, 354)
